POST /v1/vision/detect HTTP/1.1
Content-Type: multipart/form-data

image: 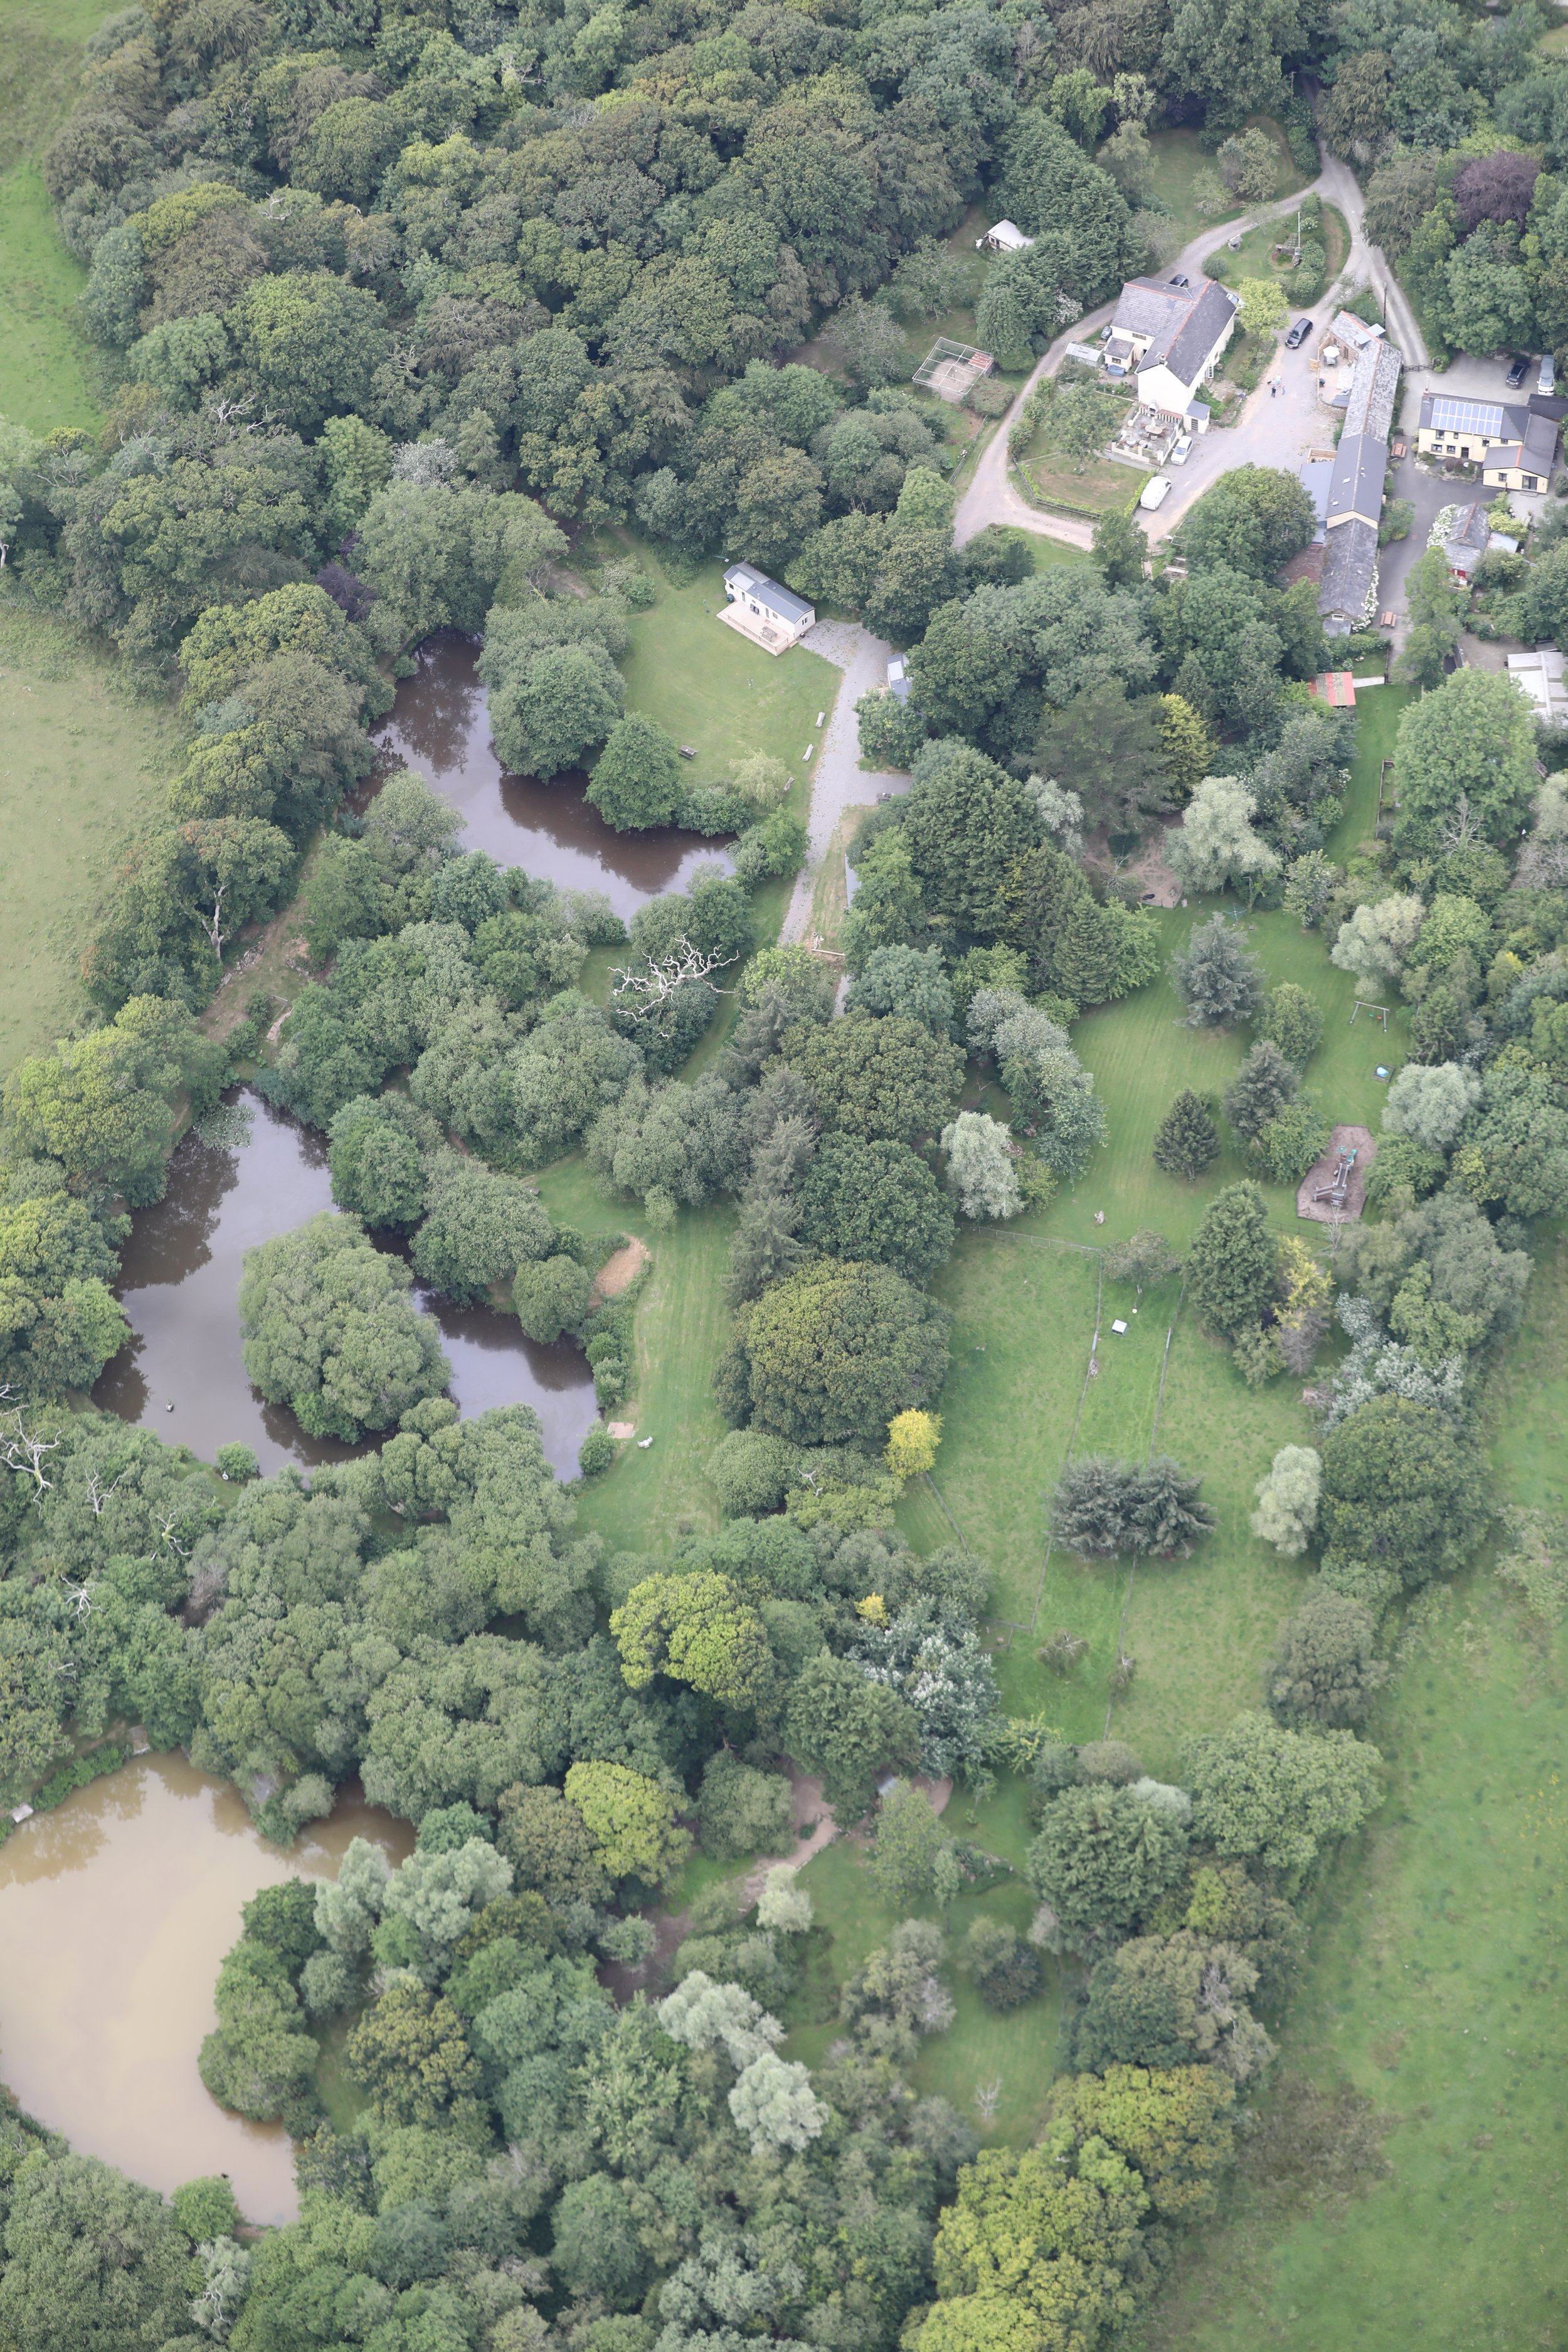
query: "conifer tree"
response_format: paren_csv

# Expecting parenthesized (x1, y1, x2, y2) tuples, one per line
(1152, 1089, 1220, 1179)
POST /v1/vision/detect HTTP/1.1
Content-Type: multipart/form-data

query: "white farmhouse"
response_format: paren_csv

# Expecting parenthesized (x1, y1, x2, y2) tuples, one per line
(1104, 276, 1239, 426)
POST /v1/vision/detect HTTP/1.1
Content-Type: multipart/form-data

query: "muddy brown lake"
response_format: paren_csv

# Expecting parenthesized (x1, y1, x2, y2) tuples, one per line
(366, 631, 731, 915)
(92, 1088, 598, 1480)
(0, 1756, 413, 2223)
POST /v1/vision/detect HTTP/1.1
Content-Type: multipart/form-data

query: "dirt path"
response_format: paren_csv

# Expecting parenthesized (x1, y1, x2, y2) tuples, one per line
(738, 1768, 839, 1906)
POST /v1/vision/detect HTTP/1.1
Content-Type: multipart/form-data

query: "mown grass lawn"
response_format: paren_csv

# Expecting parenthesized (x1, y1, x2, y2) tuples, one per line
(617, 551, 840, 788)
(0, 607, 186, 1070)
(534, 1154, 736, 1553)
(1135, 120, 1307, 254)
(1019, 447, 1141, 515)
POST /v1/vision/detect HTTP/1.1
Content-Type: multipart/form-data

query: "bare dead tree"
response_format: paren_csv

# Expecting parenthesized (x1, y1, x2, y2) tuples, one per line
(1517, 836, 1568, 890)
(203, 884, 229, 959)
(610, 935, 739, 1019)
(157, 1511, 189, 1558)
(974, 2077, 1002, 2126)
(1037, 1628, 1089, 1675)
(1438, 793, 1480, 853)
(1, 1411, 59, 1503)
(85, 1470, 125, 1518)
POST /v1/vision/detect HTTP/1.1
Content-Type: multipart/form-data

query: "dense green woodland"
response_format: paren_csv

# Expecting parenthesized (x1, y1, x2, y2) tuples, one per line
(4, 0, 1568, 2345)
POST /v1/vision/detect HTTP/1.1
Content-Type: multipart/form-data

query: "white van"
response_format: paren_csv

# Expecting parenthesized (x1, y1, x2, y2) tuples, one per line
(1139, 474, 1173, 511)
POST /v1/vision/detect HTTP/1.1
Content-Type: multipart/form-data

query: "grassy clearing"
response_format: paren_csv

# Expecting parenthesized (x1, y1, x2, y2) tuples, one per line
(0, 605, 184, 1070)
(786, 1793, 1067, 2151)
(1146, 1239, 1568, 2352)
(1136, 122, 1307, 252)
(534, 1155, 734, 1554)
(1028, 534, 1091, 570)
(1327, 679, 1409, 862)
(0, 0, 113, 432)
(1138, 130, 1245, 248)
(1059, 899, 1412, 1253)
(893, 844, 1419, 1766)
(1322, 203, 1350, 286)
(1209, 213, 1298, 290)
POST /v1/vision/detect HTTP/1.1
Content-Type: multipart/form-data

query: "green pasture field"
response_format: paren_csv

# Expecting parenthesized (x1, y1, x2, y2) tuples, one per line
(1146, 1239, 1568, 2352)
(0, 606, 185, 1070)
(0, 0, 112, 433)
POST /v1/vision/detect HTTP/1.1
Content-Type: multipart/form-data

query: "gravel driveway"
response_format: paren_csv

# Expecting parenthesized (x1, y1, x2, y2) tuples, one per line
(780, 619, 910, 944)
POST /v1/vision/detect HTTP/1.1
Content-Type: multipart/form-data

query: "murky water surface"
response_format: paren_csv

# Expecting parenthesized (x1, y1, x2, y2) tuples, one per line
(0, 1756, 413, 2222)
(367, 631, 730, 914)
(93, 1089, 598, 1478)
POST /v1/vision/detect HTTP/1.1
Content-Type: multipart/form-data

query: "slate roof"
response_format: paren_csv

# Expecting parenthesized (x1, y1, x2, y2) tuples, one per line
(1445, 501, 1491, 557)
(1110, 277, 1237, 391)
(1318, 516, 1379, 628)
(1342, 338, 1402, 442)
(1326, 433, 1388, 528)
(1300, 457, 1332, 543)
(1486, 411, 1558, 472)
(1419, 390, 1534, 442)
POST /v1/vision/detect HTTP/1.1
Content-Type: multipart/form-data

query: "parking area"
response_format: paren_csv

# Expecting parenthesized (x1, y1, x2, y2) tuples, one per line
(1143, 304, 1362, 542)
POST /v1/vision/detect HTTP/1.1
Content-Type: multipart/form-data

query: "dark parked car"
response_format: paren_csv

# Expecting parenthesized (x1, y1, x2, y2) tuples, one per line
(1284, 317, 1311, 351)
(1506, 353, 1531, 389)
(1168, 272, 1190, 289)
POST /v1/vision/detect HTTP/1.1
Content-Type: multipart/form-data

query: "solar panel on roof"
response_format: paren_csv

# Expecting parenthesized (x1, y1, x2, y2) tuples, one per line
(1429, 396, 1505, 437)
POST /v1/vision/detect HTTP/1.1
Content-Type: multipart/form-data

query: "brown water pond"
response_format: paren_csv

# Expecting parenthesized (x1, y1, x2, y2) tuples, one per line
(366, 631, 731, 916)
(92, 1088, 598, 1480)
(0, 1755, 413, 2223)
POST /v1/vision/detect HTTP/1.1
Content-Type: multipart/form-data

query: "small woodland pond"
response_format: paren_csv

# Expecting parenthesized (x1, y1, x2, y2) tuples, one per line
(366, 631, 731, 916)
(0, 1756, 413, 2223)
(92, 1089, 599, 1479)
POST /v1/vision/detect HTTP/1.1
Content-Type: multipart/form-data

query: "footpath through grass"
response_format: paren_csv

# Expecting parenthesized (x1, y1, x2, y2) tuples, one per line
(0, 607, 185, 1070)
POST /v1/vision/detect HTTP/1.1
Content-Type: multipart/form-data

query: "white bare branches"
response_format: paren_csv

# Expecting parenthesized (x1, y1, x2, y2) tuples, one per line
(1, 1411, 58, 1503)
(157, 1511, 190, 1559)
(85, 1470, 125, 1518)
(610, 934, 739, 1019)
(1438, 792, 1481, 852)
